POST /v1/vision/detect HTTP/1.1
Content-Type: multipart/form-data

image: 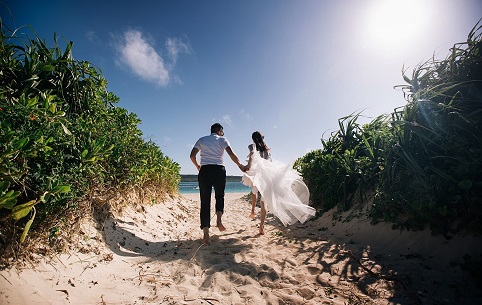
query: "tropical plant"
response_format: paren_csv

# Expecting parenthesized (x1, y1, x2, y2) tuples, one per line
(373, 20, 482, 233)
(297, 19, 482, 234)
(295, 112, 390, 212)
(0, 18, 180, 258)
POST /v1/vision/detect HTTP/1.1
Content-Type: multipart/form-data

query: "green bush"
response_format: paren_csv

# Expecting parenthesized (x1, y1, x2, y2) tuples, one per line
(297, 20, 482, 234)
(0, 21, 180, 248)
(374, 20, 482, 233)
(295, 113, 390, 212)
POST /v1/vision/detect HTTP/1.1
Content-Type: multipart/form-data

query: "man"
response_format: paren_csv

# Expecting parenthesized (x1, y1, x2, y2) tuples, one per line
(190, 123, 245, 244)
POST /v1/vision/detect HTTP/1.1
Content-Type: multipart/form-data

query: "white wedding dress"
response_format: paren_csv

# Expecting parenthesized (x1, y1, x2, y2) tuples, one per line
(242, 151, 316, 226)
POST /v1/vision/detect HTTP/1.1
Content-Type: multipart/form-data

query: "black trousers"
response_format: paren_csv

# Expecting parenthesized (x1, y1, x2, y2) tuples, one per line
(198, 165, 226, 229)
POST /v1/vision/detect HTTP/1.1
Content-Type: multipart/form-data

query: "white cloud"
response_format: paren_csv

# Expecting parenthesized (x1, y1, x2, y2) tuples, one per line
(85, 30, 100, 44)
(116, 30, 169, 86)
(241, 109, 252, 121)
(165, 36, 192, 66)
(115, 30, 192, 87)
(211, 115, 233, 127)
(221, 115, 233, 126)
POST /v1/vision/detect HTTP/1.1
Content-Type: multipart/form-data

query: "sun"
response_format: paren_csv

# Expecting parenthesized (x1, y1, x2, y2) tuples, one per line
(363, 0, 428, 47)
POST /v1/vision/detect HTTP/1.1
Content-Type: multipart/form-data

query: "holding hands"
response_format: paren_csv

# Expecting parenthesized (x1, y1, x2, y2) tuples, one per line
(238, 163, 248, 172)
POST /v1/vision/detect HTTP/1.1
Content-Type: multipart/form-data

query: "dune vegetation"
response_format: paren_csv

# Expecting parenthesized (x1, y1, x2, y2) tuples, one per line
(296, 20, 482, 235)
(0, 21, 180, 267)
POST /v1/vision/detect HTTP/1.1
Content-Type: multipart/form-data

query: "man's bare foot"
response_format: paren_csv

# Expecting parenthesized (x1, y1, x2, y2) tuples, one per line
(259, 226, 265, 235)
(249, 212, 255, 219)
(201, 236, 210, 245)
(202, 227, 210, 244)
(217, 223, 226, 232)
(215, 211, 226, 232)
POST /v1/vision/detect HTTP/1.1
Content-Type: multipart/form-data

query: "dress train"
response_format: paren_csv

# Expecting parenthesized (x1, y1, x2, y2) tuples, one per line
(242, 153, 316, 226)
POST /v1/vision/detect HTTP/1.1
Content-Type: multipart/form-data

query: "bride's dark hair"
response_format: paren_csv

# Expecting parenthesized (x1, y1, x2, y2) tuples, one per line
(252, 131, 269, 152)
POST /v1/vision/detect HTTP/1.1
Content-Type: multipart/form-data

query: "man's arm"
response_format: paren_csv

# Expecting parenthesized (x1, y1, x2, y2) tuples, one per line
(190, 147, 201, 171)
(226, 146, 246, 172)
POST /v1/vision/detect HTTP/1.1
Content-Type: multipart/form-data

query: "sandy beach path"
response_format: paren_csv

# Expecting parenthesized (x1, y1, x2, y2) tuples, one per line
(1, 192, 481, 304)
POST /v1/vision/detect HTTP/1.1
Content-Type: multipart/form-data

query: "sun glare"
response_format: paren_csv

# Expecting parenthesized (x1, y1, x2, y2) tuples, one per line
(364, 0, 427, 47)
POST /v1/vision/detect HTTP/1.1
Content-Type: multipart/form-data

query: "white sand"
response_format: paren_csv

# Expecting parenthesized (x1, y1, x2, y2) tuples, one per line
(1, 192, 481, 304)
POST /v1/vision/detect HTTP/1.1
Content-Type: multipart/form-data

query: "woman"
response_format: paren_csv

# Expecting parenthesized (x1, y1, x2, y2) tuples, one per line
(242, 131, 316, 235)
(244, 131, 271, 234)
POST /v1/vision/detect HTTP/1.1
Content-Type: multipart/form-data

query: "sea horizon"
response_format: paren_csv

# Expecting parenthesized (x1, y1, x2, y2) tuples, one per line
(179, 180, 251, 194)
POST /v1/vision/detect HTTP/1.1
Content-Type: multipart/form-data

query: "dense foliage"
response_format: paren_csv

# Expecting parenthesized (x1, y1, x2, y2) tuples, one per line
(0, 21, 180, 250)
(296, 21, 482, 234)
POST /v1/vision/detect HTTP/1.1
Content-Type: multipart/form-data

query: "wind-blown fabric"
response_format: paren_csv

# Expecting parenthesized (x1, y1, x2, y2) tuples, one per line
(242, 152, 316, 226)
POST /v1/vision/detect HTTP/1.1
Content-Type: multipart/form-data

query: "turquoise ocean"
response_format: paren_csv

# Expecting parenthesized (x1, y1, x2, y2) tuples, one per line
(179, 181, 251, 194)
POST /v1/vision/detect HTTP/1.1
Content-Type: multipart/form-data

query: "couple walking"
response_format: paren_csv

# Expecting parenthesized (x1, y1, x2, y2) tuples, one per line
(190, 123, 315, 244)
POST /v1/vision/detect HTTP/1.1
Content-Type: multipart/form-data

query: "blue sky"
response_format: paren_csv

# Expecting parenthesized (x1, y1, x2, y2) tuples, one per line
(2, 0, 481, 175)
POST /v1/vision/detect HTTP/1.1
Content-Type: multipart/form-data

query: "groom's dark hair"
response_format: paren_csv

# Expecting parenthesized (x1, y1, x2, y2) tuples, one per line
(211, 123, 223, 133)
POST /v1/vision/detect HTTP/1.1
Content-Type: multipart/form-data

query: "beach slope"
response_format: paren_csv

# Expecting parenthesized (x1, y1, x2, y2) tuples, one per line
(1, 193, 481, 304)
